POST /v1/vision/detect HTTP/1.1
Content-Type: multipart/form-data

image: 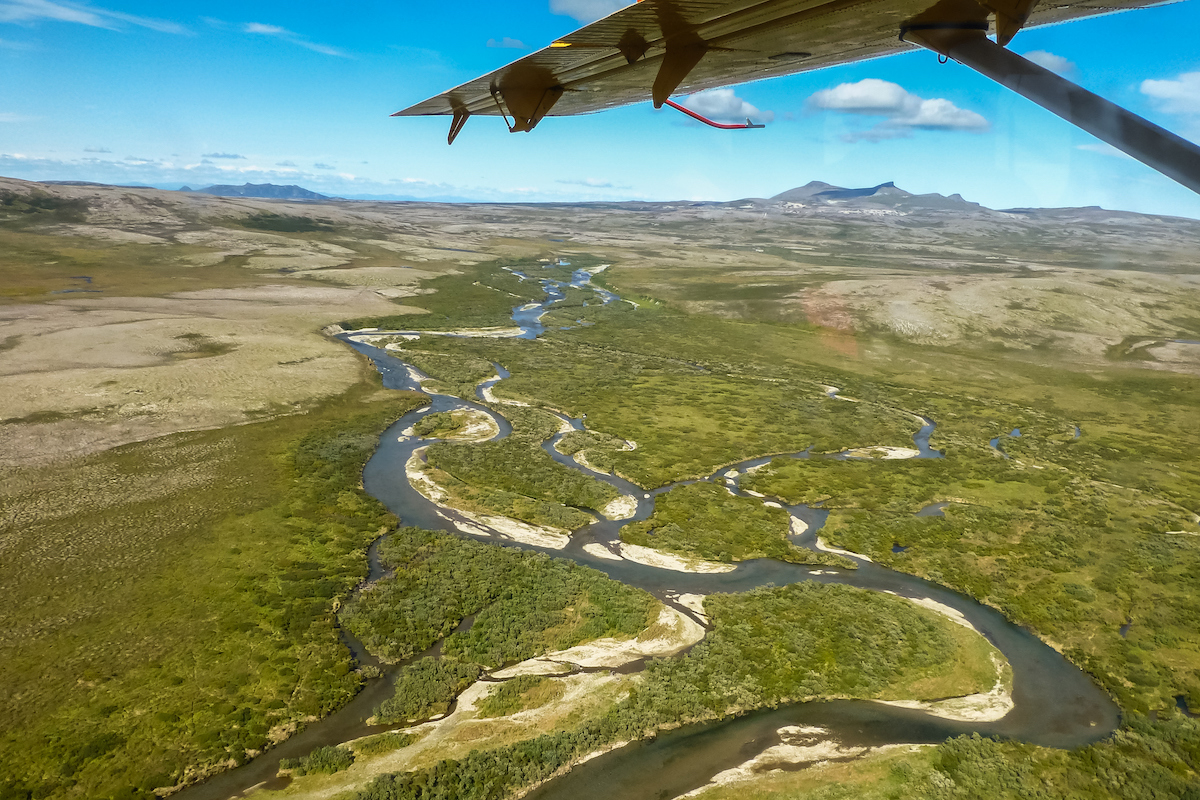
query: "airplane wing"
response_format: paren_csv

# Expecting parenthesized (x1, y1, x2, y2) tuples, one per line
(395, 0, 1200, 195)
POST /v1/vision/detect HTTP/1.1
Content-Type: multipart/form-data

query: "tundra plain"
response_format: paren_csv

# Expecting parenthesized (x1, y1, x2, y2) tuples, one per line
(2, 176, 1199, 800)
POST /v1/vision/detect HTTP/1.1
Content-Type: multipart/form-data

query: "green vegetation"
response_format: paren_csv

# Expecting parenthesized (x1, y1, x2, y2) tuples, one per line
(412, 411, 467, 438)
(640, 583, 997, 712)
(240, 212, 333, 233)
(745, 451, 1200, 712)
(621, 482, 849, 567)
(0, 190, 89, 224)
(375, 659, 483, 723)
(428, 438, 617, 518)
(346, 263, 541, 331)
(341, 526, 656, 724)
(353, 582, 1002, 800)
(0, 369, 426, 800)
(171, 331, 236, 359)
(339, 526, 657, 664)
(7, 185, 1200, 800)
(279, 744, 354, 776)
(390, 350, 498, 397)
(352, 732, 419, 759)
(476, 675, 565, 718)
(395, 329, 919, 487)
(555, 429, 629, 473)
(0, 227, 313, 301)
(417, 400, 617, 529)
(389, 258, 1200, 715)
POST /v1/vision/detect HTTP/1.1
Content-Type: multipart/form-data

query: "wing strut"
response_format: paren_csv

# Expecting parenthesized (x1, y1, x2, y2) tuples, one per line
(903, 26, 1200, 194)
(664, 99, 765, 129)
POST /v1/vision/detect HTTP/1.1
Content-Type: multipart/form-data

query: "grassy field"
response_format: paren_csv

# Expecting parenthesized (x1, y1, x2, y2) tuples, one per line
(0, 359, 426, 800)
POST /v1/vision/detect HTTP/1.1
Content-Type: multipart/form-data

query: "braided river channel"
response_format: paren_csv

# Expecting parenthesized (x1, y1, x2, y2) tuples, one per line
(180, 266, 1119, 800)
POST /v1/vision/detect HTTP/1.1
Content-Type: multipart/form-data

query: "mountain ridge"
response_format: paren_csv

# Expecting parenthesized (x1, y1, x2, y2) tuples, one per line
(180, 182, 331, 200)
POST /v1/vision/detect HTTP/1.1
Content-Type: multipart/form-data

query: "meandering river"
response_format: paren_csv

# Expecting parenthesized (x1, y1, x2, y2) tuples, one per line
(177, 266, 1118, 800)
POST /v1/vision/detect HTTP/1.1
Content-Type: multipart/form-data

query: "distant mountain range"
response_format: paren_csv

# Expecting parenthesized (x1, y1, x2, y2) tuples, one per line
(21, 176, 1189, 222)
(763, 180, 980, 211)
(178, 183, 331, 200)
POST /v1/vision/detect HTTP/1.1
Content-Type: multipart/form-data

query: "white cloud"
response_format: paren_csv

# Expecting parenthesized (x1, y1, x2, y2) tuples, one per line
(556, 177, 631, 189)
(0, 0, 185, 33)
(808, 78, 988, 141)
(487, 37, 526, 49)
(549, 0, 629, 24)
(202, 152, 245, 160)
(1023, 50, 1075, 75)
(83, 146, 110, 153)
(0, 112, 36, 122)
(682, 88, 774, 124)
(900, 97, 989, 130)
(243, 21, 346, 57)
(244, 22, 285, 35)
(809, 79, 913, 115)
(1141, 71, 1200, 116)
(0, 152, 653, 203)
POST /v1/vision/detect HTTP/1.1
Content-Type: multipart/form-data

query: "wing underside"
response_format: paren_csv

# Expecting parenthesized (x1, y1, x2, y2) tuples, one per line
(394, 0, 1161, 120)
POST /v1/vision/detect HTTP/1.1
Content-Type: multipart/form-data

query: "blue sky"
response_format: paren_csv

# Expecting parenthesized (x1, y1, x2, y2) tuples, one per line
(1, 0, 1198, 217)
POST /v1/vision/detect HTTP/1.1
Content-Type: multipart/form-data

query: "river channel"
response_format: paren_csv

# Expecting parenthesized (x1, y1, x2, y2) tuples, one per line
(179, 266, 1119, 800)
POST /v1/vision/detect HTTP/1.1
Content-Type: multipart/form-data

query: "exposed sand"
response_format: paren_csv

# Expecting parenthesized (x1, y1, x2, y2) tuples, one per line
(602, 495, 638, 520)
(492, 604, 705, 677)
(842, 446, 921, 460)
(666, 591, 709, 623)
(405, 447, 448, 503)
(618, 543, 736, 574)
(893, 594, 975, 631)
(815, 537, 874, 563)
(451, 513, 570, 550)
(789, 516, 809, 536)
(582, 543, 623, 561)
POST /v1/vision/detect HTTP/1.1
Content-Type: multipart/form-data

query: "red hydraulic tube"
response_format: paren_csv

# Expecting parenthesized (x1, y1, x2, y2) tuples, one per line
(663, 98, 766, 129)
